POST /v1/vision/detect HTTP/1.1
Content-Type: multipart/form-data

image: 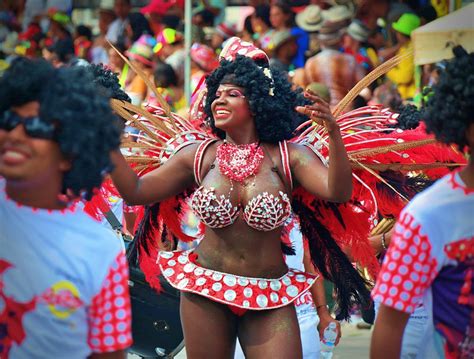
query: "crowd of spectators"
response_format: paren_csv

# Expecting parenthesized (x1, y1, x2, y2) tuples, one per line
(0, 0, 452, 116)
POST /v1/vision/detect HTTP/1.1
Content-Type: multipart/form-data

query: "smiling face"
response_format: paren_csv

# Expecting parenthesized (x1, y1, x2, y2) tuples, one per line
(0, 101, 70, 184)
(211, 84, 254, 131)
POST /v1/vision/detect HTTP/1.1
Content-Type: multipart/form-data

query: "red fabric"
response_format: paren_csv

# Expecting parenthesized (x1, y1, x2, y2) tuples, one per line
(83, 191, 113, 221)
(220, 37, 269, 63)
(228, 305, 248, 316)
(88, 253, 133, 352)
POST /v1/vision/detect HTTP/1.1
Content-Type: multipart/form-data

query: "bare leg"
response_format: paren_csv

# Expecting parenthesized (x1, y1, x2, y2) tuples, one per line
(180, 292, 238, 359)
(238, 304, 302, 359)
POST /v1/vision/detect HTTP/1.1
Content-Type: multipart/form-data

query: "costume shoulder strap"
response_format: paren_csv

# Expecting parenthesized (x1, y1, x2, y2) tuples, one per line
(194, 139, 218, 185)
(279, 140, 293, 190)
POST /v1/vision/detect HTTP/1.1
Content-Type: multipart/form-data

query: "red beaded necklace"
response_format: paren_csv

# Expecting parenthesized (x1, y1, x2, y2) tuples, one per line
(216, 141, 264, 182)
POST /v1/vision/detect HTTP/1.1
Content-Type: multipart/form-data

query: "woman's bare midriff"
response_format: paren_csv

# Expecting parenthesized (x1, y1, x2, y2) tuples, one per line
(193, 220, 289, 279)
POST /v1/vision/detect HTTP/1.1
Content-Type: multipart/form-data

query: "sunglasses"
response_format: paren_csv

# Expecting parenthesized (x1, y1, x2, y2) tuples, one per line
(0, 110, 57, 140)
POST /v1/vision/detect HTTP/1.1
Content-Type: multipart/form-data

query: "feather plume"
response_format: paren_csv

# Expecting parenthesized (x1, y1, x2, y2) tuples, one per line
(349, 138, 436, 158)
(116, 99, 174, 137)
(110, 99, 166, 144)
(351, 162, 463, 171)
(108, 40, 171, 116)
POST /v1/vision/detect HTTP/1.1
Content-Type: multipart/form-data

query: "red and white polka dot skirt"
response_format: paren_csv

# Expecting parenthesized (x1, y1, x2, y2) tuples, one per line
(158, 250, 318, 310)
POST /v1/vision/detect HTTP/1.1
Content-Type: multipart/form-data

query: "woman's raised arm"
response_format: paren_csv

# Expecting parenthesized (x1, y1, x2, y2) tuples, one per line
(109, 143, 198, 205)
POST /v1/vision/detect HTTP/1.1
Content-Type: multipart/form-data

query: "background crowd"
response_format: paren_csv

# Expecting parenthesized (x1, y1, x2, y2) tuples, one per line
(0, 0, 466, 116)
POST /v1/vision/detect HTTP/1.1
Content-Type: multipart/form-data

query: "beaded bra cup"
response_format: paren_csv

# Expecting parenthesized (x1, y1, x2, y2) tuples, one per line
(191, 186, 291, 231)
(191, 140, 293, 232)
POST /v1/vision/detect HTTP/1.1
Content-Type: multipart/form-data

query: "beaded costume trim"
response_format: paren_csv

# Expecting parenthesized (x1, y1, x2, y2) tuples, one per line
(158, 250, 318, 310)
(191, 140, 293, 231)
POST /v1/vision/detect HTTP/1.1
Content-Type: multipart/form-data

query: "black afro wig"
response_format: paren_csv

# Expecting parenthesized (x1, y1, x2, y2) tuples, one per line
(395, 103, 422, 130)
(0, 57, 55, 112)
(423, 46, 474, 151)
(87, 63, 131, 103)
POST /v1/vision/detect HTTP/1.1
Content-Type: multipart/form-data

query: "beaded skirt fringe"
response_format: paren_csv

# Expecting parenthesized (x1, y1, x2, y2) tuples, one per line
(158, 250, 318, 310)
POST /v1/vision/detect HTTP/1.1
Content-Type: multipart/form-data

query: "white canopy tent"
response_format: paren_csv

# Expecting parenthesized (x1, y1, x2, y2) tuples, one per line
(412, 3, 474, 65)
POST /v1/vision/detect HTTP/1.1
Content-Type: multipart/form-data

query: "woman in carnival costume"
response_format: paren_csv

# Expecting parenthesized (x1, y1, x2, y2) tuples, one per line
(109, 37, 465, 358)
(110, 37, 367, 358)
(0, 58, 132, 357)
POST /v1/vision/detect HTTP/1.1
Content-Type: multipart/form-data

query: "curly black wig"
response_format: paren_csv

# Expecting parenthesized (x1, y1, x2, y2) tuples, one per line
(204, 55, 309, 143)
(423, 46, 474, 151)
(0, 57, 54, 112)
(0, 58, 122, 200)
(87, 63, 131, 103)
(394, 103, 422, 130)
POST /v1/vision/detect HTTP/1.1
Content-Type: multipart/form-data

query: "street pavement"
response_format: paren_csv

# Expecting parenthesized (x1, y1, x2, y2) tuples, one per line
(333, 322, 371, 359)
(128, 321, 372, 358)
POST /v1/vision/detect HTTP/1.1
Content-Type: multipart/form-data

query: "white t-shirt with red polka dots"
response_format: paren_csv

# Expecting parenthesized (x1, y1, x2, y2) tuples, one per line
(0, 179, 132, 358)
(372, 171, 474, 358)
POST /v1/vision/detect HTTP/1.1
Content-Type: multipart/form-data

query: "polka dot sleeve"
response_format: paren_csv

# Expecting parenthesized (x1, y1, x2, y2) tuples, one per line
(88, 252, 133, 352)
(372, 211, 438, 313)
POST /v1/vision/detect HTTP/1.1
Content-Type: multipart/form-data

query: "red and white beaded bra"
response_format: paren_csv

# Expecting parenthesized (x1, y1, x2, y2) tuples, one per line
(191, 140, 293, 231)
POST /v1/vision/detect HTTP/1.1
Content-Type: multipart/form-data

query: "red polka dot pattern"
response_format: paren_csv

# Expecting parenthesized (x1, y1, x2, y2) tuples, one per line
(88, 253, 132, 352)
(372, 211, 438, 313)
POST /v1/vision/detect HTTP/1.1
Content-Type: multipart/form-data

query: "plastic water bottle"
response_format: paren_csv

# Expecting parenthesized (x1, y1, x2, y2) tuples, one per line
(320, 322, 338, 359)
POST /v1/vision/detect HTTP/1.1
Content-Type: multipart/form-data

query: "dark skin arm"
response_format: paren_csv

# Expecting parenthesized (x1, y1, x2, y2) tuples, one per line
(303, 245, 341, 345)
(109, 144, 197, 205)
(371, 304, 410, 359)
(369, 227, 394, 255)
(123, 211, 137, 235)
(294, 90, 353, 202)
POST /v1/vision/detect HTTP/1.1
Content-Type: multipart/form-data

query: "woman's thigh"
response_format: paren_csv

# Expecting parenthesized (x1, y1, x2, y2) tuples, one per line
(180, 292, 238, 359)
(238, 304, 303, 359)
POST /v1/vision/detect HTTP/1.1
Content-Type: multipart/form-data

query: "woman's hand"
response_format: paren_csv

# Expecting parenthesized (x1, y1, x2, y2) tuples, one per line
(317, 307, 342, 345)
(296, 89, 339, 132)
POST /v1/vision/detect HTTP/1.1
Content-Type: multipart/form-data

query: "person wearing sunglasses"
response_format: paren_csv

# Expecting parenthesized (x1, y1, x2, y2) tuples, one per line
(0, 58, 132, 358)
